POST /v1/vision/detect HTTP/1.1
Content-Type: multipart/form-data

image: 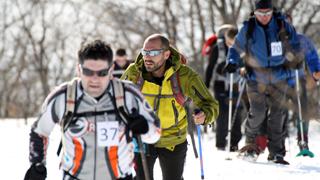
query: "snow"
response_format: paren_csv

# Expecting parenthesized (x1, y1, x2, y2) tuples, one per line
(1, 118, 320, 180)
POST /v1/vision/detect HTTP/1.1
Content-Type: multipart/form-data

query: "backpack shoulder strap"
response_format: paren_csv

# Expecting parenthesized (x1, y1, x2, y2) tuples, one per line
(136, 73, 145, 90)
(111, 79, 129, 124)
(61, 77, 79, 129)
(170, 71, 186, 106)
(135, 70, 186, 106)
(65, 78, 78, 113)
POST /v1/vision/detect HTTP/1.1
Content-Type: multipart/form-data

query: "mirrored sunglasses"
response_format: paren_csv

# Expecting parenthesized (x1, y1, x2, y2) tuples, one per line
(141, 49, 165, 57)
(254, 10, 273, 17)
(81, 66, 109, 77)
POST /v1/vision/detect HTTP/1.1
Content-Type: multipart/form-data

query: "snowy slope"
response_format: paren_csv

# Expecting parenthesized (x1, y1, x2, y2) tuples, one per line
(0, 118, 319, 180)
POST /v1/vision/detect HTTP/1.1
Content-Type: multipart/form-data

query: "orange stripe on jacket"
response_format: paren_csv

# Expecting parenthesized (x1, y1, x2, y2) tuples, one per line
(108, 146, 119, 178)
(72, 138, 83, 175)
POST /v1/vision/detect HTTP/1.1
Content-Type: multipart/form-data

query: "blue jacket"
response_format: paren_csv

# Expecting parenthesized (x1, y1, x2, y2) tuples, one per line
(227, 14, 300, 84)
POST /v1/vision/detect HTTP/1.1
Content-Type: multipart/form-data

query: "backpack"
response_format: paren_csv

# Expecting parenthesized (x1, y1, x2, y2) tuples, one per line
(57, 77, 132, 156)
(201, 34, 218, 56)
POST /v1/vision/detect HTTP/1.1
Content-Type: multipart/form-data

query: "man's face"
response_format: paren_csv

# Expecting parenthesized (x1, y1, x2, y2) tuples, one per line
(77, 59, 110, 98)
(255, 8, 273, 25)
(115, 55, 128, 68)
(141, 39, 170, 74)
(225, 35, 235, 48)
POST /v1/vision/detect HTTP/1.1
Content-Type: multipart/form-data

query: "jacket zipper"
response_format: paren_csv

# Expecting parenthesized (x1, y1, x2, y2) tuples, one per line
(154, 86, 162, 115)
(263, 27, 272, 83)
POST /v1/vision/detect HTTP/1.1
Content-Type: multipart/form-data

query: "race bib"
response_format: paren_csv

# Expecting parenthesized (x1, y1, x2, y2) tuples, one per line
(271, 42, 282, 56)
(97, 121, 119, 147)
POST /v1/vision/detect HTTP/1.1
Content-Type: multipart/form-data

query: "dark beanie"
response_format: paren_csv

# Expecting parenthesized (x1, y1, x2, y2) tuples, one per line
(255, 0, 273, 10)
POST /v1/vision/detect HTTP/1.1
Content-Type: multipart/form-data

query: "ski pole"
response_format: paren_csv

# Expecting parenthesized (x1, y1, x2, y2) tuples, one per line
(197, 125, 204, 179)
(230, 78, 246, 132)
(137, 136, 151, 180)
(194, 108, 204, 179)
(226, 73, 234, 160)
(295, 70, 314, 157)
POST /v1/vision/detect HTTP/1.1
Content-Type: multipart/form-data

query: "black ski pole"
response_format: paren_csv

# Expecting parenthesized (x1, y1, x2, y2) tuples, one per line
(137, 136, 151, 180)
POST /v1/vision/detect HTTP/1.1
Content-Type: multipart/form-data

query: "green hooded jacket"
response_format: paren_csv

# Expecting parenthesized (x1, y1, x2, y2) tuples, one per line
(121, 47, 219, 149)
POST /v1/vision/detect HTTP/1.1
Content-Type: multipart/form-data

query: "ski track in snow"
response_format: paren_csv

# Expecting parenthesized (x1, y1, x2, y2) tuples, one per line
(0, 118, 319, 180)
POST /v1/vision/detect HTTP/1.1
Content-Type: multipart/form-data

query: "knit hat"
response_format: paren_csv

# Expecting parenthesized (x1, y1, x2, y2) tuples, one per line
(255, 0, 273, 10)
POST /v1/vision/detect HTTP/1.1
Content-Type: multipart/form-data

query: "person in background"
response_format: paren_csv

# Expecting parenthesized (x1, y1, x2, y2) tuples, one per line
(224, 0, 301, 164)
(284, 13, 320, 152)
(24, 40, 161, 180)
(113, 48, 132, 78)
(205, 25, 244, 152)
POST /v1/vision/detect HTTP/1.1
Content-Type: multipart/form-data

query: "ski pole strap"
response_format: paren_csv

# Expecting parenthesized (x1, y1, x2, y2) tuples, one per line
(184, 98, 198, 158)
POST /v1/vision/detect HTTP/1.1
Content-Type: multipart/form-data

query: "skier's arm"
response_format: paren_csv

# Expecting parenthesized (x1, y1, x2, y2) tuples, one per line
(25, 90, 65, 180)
(227, 24, 248, 66)
(302, 36, 320, 80)
(187, 71, 219, 125)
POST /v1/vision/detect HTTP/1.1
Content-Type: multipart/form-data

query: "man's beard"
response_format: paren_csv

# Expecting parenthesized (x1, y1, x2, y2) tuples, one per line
(145, 59, 166, 72)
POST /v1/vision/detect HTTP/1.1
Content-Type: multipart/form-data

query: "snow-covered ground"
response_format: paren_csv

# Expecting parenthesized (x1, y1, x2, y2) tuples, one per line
(1, 118, 319, 180)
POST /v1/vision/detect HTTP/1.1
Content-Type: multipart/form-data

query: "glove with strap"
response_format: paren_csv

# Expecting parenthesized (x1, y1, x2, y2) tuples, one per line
(128, 108, 149, 135)
(223, 62, 237, 73)
(24, 163, 47, 180)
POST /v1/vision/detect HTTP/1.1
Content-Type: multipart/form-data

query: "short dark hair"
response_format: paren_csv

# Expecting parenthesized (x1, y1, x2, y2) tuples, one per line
(116, 48, 127, 56)
(78, 40, 113, 65)
(225, 27, 238, 39)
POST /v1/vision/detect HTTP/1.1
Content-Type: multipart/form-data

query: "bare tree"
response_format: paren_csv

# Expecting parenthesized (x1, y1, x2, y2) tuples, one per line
(1, 0, 319, 119)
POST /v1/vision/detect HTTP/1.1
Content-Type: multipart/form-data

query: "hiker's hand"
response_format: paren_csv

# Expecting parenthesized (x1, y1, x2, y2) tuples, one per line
(128, 108, 149, 135)
(239, 67, 247, 77)
(313, 71, 320, 80)
(24, 163, 47, 180)
(223, 62, 237, 73)
(193, 110, 205, 125)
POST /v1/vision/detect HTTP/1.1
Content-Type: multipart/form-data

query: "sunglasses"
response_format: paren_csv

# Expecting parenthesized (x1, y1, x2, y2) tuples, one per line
(254, 10, 273, 17)
(80, 66, 109, 77)
(141, 49, 166, 57)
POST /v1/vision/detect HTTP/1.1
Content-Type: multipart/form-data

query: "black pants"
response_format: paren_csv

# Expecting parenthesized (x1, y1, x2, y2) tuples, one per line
(214, 81, 244, 148)
(134, 141, 187, 180)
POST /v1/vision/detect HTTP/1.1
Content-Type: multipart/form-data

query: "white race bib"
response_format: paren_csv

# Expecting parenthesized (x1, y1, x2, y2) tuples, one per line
(97, 121, 119, 147)
(271, 42, 282, 56)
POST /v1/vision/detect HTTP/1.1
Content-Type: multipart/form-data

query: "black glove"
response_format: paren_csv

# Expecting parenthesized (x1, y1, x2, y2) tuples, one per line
(24, 163, 47, 180)
(216, 62, 226, 75)
(128, 108, 149, 135)
(223, 63, 237, 73)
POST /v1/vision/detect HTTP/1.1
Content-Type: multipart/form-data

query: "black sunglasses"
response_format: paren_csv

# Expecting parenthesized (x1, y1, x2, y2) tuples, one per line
(80, 66, 109, 77)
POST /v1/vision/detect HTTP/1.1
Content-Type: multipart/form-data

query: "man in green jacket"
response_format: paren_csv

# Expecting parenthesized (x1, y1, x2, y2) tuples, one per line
(121, 34, 218, 180)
